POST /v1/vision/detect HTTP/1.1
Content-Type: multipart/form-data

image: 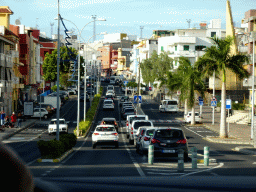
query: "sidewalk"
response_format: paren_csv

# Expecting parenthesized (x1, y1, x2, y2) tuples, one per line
(141, 94, 256, 155)
(0, 118, 37, 141)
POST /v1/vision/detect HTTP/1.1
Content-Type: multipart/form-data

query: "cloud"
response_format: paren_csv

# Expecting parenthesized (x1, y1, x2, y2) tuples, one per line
(33, 0, 120, 9)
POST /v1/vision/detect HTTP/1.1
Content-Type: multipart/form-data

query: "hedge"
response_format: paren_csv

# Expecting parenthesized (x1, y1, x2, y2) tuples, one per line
(74, 87, 103, 136)
(37, 133, 77, 159)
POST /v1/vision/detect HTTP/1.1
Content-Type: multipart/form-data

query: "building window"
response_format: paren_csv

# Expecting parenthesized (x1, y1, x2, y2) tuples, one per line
(161, 46, 164, 51)
(183, 45, 189, 51)
(175, 46, 177, 51)
(211, 32, 217, 37)
(195, 45, 206, 51)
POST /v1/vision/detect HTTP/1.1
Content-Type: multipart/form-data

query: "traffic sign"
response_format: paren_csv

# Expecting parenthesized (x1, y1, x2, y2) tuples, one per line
(199, 101, 204, 106)
(211, 96, 217, 101)
(134, 95, 142, 103)
(226, 99, 232, 109)
(124, 81, 128, 87)
(211, 100, 217, 107)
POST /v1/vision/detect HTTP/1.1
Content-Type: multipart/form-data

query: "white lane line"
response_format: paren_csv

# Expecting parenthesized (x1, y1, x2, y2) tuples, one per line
(147, 172, 184, 175)
(179, 163, 224, 178)
(197, 131, 213, 133)
(121, 127, 145, 177)
(26, 159, 37, 166)
(185, 127, 204, 138)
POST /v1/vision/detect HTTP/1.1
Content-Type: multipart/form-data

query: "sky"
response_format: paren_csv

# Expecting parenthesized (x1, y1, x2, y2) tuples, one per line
(3, 0, 256, 42)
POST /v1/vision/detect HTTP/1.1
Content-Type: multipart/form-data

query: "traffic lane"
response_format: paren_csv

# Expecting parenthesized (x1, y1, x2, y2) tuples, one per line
(181, 124, 256, 176)
(141, 103, 184, 120)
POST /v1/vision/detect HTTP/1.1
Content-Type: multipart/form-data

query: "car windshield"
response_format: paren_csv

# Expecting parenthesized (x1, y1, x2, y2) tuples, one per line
(50, 120, 65, 124)
(155, 129, 183, 139)
(134, 122, 152, 130)
(96, 127, 115, 132)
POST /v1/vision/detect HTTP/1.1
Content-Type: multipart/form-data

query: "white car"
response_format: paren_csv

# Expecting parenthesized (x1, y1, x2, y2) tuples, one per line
(32, 108, 49, 119)
(106, 90, 115, 97)
(48, 118, 68, 135)
(128, 120, 154, 145)
(126, 115, 149, 139)
(92, 125, 119, 148)
(184, 111, 202, 123)
(159, 100, 179, 113)
(107, 85, 114, 91)
(103, 99, 115, 110)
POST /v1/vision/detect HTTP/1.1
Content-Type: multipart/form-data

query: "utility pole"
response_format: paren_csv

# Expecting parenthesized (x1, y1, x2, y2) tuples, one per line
(186, 19, 191, 29)
(92, 15, 97, 42)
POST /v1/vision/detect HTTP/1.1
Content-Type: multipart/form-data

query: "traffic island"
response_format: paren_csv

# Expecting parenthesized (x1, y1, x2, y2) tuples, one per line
(204, 136, 253, 145)
(37, 133, 77, 163)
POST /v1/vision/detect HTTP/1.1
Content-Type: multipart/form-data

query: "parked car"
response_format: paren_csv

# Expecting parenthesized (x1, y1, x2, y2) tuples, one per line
(184, 111, 202, 123)
(92, 125, 119, 149)
(34, 104, 55, 114)
(136, 127, 156, 154)
(100, 118, 119, 132)
(31, 108, 49, 119)
(128, 120, 154, 145)
(150, 127, 189, 161)
(48, 118, 68, 135)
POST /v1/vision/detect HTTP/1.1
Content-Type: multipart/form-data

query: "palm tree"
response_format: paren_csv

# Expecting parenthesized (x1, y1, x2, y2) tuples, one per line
(196, 36, 249, 138)
(167, 57, 205, 125)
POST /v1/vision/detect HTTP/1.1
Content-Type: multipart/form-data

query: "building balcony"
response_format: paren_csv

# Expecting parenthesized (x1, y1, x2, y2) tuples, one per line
(0, 80, 13, 88)
(12, 84, 24, 89)
(0, 53, 13, 68)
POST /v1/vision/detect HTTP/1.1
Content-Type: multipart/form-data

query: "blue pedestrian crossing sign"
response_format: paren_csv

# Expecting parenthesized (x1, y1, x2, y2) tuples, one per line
(124, 81, 128, 87)
(134, 95, 142, 103)
(211, 101, 217, 107)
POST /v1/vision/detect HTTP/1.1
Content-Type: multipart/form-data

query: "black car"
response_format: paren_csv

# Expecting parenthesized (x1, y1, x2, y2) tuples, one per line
(104, 78, 110, 83)
(150, 127, 189, 161)
(122, 108, 136, 119)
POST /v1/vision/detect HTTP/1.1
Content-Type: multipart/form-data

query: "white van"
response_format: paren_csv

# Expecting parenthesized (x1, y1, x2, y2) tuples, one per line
(126, 115, 148, 139)
(159, 99, 179, 113)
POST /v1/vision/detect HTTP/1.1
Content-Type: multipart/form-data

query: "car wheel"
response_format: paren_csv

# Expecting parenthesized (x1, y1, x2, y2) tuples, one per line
(92, 143, 96, 149)
(129, 138, 133, 145)
(127, 134, 129, 139)
(44, 115, 48, 119)
(115, 143, 119, 148)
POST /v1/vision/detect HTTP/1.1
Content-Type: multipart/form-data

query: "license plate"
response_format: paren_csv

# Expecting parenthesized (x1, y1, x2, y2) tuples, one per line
(162, 150, 175, 153)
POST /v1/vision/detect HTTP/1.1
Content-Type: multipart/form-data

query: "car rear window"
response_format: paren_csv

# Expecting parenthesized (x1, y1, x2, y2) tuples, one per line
(125, 108, 135, 112)
(146, 129, 155, 136)
(167, 101, 178, 105)
(130, 117, 146, 124)
(134, 122, 152, 130)
(104, 101, 113, 104)
(103, 120, 115, 125)
(155, 129, 183, 139)
(96, 127, 115, 131)
(50, 120, 65, 124)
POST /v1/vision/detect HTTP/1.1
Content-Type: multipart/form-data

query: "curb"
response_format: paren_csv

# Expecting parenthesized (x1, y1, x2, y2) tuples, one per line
(37, 148, 73, 163)
(233, 146, 256, 155)
(204, 136, 253, 145)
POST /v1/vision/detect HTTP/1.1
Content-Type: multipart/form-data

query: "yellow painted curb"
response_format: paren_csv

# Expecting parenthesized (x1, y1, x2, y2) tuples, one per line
(197, 159, 204, 163)
(37, 159, 42, 163)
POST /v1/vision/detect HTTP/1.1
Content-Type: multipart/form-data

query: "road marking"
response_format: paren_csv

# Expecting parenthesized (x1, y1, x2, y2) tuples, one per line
(121, 126, 145, 177)
(253, 162, 256, 164)
(147, 172, 184, 175)
(197, 131, 213, 133)
(185, 127, 204, 138)
(179, 163, 224, 178)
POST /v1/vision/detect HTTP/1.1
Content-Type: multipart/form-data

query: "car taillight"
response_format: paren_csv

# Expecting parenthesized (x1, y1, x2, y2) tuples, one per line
(112, 133, 118, 136)
(131, 127, 133, 130)
(93, 133, 99, 135)
(131, 132, 133, 135)
(151, 138, 161, 144)
(126, 123, 128, 126)
(114, 122, 117, 125)
(144, 137, 150, 141)
(176, 139, 187, 144)
(134, 112, 136, 114)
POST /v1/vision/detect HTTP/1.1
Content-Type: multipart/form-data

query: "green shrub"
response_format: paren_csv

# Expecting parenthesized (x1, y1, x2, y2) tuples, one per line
(60, 134, 77, 150)
(232, 102, 245, 110)
(37, 139, 65, 159)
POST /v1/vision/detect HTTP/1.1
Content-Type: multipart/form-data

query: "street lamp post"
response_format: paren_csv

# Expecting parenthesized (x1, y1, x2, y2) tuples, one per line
(57, 18, 106, 134)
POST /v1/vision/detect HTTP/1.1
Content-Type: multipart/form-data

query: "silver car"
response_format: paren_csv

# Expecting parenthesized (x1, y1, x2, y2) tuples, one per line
(136, 127, 155, 154)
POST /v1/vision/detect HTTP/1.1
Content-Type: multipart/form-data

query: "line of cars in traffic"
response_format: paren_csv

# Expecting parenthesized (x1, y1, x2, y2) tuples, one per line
(92, 87, 189, 161)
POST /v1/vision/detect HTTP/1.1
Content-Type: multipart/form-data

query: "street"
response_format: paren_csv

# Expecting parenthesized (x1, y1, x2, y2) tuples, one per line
(1, 83, 256, 179)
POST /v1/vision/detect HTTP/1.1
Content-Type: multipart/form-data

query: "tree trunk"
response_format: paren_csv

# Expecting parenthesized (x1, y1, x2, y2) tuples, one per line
(220, 81, 228, 138)
(191, 106, 195, 125)
(184, 99, 188, 115)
